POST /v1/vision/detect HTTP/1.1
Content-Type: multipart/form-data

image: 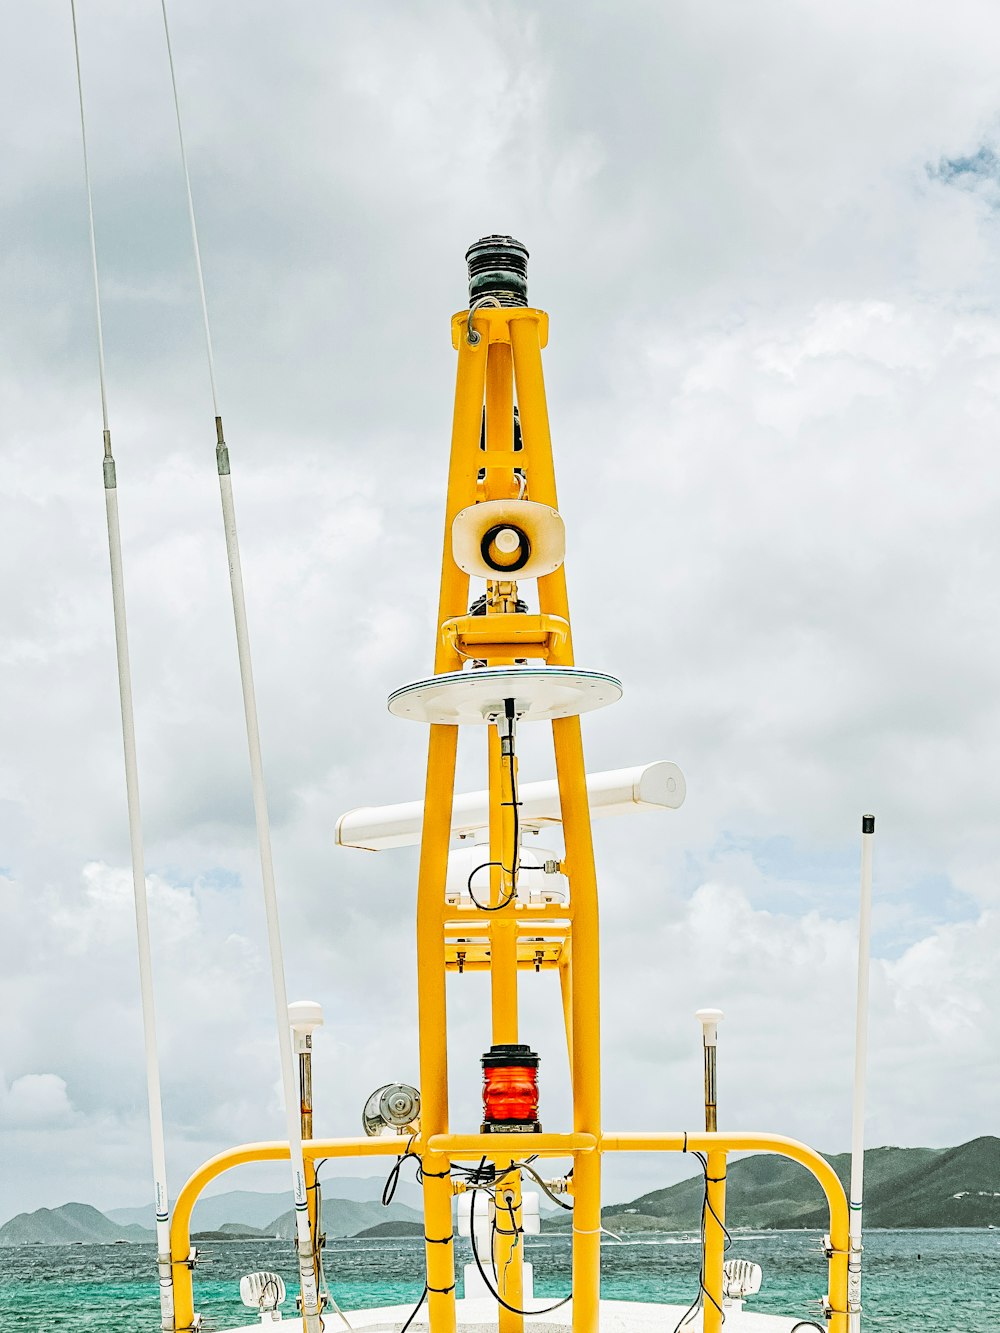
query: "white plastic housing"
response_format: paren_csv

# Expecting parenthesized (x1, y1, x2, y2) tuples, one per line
(695, 1007, 725, 1047)
(445, 843, 567, 906)
(240, 1272, 286, 1311)
(337, 761, 686, 851)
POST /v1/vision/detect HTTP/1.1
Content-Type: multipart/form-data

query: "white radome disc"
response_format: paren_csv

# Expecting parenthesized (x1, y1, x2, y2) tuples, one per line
(388, 665, 622, 724)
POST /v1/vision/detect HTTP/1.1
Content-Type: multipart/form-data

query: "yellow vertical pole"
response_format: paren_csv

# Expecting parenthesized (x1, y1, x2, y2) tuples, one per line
(511, 310, 602, 1333)
(488, 727, 519, 1039)
(699, 1013, 725, 1332)
(417, 322, 488, 1333)
(552, 716, 603, 1333)
(703, 1151, 727, 1333)
(484, 339, 515, 500)
(484, 334, 524, 1333)
(558, 949, 574, 1074)
(418, 722, 459, 1333)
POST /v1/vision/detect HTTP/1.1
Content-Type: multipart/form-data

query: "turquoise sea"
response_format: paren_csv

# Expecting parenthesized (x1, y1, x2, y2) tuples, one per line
(0, 1230, 995, 1331)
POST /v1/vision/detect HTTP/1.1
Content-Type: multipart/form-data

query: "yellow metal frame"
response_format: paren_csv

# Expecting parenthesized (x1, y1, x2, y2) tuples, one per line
(169, 301, 849, 1333)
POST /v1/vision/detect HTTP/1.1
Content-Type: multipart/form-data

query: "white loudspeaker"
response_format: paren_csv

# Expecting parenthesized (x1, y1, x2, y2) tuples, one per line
(452, 499, 565, 580)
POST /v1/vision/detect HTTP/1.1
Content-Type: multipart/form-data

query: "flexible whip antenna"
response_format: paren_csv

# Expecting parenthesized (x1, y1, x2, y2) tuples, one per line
(69, 3, 174, 1326)
(158, 3, 323, 1325)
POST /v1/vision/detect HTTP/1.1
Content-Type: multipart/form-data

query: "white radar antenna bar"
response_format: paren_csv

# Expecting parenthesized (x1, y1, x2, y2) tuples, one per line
(69, 4, 173, 1326)
(848, 814, 875, 1332)
(157, 3, 321, 1326)
(337, 760, 686, 851)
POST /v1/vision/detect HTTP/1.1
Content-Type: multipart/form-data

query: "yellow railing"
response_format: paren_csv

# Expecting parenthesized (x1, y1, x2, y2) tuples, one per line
(170, 1130, 848, 1333)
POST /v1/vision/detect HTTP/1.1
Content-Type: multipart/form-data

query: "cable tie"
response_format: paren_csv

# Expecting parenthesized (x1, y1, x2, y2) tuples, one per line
(421, 1167, 451, 1178)
(682, 1131, 688, 1152)
(427, 1282, 456, 1294)
(706, 1174, 726, 1183)
(424, 1234, 454, 1245)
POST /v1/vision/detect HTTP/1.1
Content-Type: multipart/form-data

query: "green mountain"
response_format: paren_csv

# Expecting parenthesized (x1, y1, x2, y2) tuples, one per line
(106, 1177, 424, 1231)
(0, 1202, 152, 1246)
(561, 1136, 1000, 1232)
(354, 1220, 425, 1238)
(268, 1198, 422, 1240)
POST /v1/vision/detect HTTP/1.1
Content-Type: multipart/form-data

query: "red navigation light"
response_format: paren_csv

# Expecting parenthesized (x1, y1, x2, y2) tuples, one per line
(481, 1044, 541, 1133)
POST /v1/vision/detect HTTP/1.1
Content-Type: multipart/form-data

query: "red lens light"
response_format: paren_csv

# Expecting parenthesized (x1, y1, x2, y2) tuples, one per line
(481, 1044, 540, 1131)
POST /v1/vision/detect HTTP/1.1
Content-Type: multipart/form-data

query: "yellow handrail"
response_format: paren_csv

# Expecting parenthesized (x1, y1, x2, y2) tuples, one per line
(601, 1132, 850, 1332)
(170, 1137, 402, 1331)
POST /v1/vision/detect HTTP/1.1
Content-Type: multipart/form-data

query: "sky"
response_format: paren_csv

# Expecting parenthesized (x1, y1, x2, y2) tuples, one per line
(1, 0, 999, 1230)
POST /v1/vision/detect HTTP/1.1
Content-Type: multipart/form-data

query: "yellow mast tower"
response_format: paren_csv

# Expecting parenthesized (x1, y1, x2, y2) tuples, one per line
(166, 237, 853, 1333)
(388, 235, 620, 1333)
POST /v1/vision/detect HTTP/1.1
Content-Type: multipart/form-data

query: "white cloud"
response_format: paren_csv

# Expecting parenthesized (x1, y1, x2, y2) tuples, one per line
(1, 0, 999, 1221)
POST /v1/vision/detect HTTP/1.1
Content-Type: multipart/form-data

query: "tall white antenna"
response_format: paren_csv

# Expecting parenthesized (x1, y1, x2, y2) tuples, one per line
(69, 3, 174, 1327)
(157, 4, 322, 1325)
(848, 814, 875, 1332)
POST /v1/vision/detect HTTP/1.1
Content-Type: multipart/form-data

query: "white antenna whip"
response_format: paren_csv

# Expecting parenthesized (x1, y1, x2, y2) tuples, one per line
(158, 4, 322, 1325)
(848, 814, 875, 1332)
(69, 3, 174, 1326)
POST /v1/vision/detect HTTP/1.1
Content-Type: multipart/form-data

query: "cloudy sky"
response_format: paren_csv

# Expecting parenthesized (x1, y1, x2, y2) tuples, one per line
(1, 0, 999, 1229)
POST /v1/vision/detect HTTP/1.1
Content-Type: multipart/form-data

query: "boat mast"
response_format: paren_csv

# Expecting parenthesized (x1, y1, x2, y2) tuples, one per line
(68, 4, 173, 1326)
(157, 4, 322, 1326)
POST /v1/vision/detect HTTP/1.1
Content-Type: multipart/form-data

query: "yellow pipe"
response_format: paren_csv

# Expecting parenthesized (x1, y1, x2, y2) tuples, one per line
(170, 1138, 404, 1331)
(508, 315, 575, 667)
(427, 1132, 596, 1155)
(552, 716, 602, 1333)
(489, 725, 519, 1043)
(434, 329, 488, 674)
(511, 311, 602, 1333)
(484, 339, 515, 500)
(600, 1132, 850, 1332)
(703, 1149, 726, 1333)
(558, 948, 574, 1076)
(417, 723, 459, 1333)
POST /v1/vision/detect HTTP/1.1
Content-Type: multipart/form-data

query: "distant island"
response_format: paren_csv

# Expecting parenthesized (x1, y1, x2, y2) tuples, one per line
(2, 1137, 996, 1245)
(545, 1135, 1000, 1233)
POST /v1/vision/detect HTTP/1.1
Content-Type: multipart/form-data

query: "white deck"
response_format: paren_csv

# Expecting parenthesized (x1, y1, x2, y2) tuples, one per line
(217, 1297, 814, 1332)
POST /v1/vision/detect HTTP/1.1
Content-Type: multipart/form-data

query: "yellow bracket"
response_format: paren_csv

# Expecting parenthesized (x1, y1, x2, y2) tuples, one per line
(441, 612, 570, 662)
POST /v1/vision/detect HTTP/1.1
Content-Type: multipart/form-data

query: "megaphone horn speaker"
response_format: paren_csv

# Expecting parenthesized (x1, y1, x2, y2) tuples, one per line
(452, 499, 565, 580)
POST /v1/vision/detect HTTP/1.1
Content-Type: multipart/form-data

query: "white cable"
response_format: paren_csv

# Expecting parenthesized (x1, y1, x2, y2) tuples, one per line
(70, 4, 174, 1326)
(218, 472, 322, 1328)
(159, 0, 219, 417)
(848, 815, 875, 1332)
(70, 0, 109, 434)
(157, 4, 322, 1324)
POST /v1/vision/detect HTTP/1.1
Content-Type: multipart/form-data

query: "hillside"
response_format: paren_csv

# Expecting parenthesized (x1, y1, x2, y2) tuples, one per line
(354, 1220, 425, 1238)
(106, 1177, 424, 1231)
(268, 1198, 423, 1240)
(577, 1136, 1000, 1233)
(0, 1203, 152, 1246)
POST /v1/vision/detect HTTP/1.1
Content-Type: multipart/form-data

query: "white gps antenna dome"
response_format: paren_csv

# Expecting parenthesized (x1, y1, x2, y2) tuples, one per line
(362, 1082, 421, 1136)
(695, 1007, 724, 1046)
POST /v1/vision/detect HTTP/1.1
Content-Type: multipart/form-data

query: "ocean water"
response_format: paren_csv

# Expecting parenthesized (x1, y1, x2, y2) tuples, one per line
(0, 1230, 995, 1332)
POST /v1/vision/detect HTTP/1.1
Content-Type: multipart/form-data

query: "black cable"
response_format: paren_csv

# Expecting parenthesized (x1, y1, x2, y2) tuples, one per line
(399, 1283, 427, 1333)
(468, 1182, 572, 1316)
(671, 1151, 732, 1333)
(790, 1325, 825, 1331)
(467, 720, 525, 911)
(382, 1135, 419, 1206)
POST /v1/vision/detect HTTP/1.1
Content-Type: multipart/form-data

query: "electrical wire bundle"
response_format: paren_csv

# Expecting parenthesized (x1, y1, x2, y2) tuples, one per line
(671, 1151, 733, 1333)
(384, 1149, 574, 1330)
